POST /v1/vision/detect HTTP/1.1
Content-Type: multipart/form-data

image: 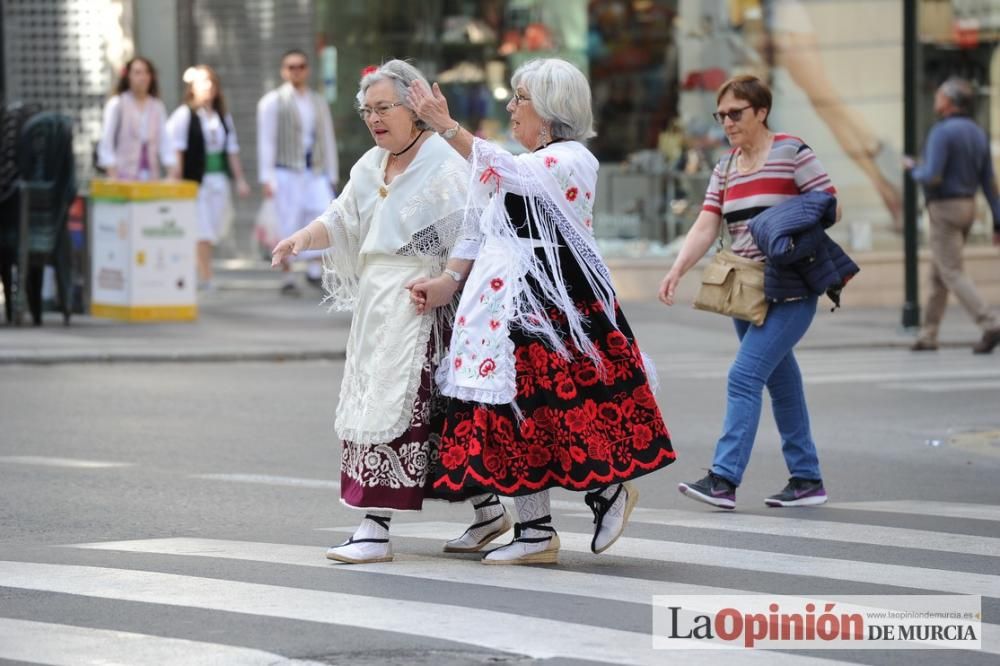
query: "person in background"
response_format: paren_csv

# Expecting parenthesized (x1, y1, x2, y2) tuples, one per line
(659, 75, 837, 510)
(167, 65, 251, 291)
(257, 49, 339, 295)
(905, 76, 1000, 355)
(96, 57, 175, 181)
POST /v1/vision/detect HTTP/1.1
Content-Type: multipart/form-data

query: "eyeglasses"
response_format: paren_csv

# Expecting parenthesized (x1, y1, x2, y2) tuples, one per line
(712, 105, 753, 124)
(511, 92, 532, 106)
(358, 102, 405, 119)
(284, 63, 308, 71)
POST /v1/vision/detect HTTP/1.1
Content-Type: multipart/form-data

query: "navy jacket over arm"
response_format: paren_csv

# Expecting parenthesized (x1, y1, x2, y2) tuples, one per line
(747, 191, 860, 307)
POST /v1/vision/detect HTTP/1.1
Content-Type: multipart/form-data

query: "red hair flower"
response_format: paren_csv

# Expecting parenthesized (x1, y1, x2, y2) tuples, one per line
(361, 65, 379, 77)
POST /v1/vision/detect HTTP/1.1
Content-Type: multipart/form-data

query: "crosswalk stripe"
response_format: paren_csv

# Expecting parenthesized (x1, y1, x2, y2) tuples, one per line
(830, 500, 1000, 523)
(0, 618, 327, 666)
(67, 537, 998, 656)
(878, 379, 1000, 392)
(679, 368, 1000, 385)
(0, 456, 132, 469)
(189, 473, 340, 490)
(0, 560, 830, 666)
(317, 522, 1000, 597)
(555, 508, 1000, 557)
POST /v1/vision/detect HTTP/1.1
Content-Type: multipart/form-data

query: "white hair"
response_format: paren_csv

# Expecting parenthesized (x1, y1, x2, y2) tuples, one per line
(511, 59, 596, 142)
(356, 59, 431, 130)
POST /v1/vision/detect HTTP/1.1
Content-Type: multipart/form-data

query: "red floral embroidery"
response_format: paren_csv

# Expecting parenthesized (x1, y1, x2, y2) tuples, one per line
(441, 445, 467, 469)
(489, 319, 501, 331)
(573, 364, 599, 386)
(606, 331, 629, 355)
(585, 191, 592, 200)
(457, 315, 466, 326)
(490, 277, 504, 291)
(432, 298, 676, 497)
(565, 406, 589, 433)
(565, 186, 579, 201)
(633, 384, 657, 410)
(454, 356, 463, 369)
(526, 444, 551, 467)
(454, 420, 473, 438)
(544, 156, 558, 168)
(633, 424, 653, 450)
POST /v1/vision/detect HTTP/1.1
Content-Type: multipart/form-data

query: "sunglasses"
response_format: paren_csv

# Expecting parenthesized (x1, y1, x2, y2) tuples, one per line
(712, 105, 753, 124)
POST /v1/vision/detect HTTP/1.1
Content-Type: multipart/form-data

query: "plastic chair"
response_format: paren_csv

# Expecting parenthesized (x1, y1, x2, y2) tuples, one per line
(0, 111, 77, 325)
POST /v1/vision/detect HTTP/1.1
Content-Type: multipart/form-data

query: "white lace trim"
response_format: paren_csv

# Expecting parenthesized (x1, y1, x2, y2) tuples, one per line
(335, 302, 434, 446)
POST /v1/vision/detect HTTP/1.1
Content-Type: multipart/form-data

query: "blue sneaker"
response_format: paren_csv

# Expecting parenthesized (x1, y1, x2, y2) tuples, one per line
(678, 472, 736, 510)
(765, 477, 828, 507)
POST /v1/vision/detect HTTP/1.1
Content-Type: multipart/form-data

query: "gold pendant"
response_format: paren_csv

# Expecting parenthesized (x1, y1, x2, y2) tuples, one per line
(378, 185, 388, 198)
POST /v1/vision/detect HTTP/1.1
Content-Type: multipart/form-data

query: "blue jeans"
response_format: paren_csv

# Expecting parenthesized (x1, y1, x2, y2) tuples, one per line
(711, 296, 821, 487)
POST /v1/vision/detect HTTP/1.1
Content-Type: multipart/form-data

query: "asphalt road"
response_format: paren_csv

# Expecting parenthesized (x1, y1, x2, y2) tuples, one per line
(1, 301, 998, 665)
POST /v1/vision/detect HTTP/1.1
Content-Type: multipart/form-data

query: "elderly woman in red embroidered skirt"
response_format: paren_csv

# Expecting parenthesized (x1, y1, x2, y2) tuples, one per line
(406, 58, 676, 565)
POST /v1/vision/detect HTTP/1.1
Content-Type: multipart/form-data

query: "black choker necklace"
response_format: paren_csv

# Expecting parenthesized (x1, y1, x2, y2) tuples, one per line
(392, 130, 426, 157)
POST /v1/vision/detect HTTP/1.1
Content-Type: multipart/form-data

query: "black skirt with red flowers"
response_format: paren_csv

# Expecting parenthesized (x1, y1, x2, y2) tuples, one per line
(431, 194, 676, 497)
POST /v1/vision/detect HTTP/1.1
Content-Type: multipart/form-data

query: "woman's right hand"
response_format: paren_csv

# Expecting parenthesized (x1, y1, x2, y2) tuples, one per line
(271, 234, 306, 267)
(658, 269, 682, 306)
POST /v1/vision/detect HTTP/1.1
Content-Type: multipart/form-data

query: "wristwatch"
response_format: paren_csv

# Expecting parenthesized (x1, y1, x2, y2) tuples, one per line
(442, 268, 463, 283)
(439, 122, 460, 140)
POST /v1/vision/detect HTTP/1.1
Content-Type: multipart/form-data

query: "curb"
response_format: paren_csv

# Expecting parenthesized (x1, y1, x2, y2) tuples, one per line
(0, 349, 347, 366)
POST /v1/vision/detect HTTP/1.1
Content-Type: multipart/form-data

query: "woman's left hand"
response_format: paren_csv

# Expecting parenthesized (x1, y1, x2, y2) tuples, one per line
(405, 275, 458, 315)
(236, 178, 251, 197)
(407, 80, 453, 133)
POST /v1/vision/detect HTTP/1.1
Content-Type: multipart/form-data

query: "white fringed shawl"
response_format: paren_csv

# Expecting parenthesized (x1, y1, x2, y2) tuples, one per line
(437, 138, 657, 407)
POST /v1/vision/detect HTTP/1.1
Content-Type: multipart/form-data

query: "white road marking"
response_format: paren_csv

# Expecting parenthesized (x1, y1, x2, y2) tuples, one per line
(556, 507, 1000, 557)
(0, 618, 327, 665)
(0, 456, 132, 469)
(830, 500, 1000, 522)
(316, 522, 1000, 597)
(1, 560, 800, 666)
(190, 473, 340, 490)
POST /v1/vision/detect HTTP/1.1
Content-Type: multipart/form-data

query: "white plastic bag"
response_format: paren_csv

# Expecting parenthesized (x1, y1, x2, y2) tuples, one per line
(254, 198, 280, 259)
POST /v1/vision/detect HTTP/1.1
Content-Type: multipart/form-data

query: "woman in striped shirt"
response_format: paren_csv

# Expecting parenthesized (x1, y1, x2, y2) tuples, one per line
(658, 75, 838, 511)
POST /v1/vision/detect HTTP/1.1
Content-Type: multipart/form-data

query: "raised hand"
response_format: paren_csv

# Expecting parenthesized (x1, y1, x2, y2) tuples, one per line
(407, 80, 452, 132)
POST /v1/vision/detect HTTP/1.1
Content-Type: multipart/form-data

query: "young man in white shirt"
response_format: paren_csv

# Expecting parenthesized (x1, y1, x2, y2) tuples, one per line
(257, 49, 339, 294)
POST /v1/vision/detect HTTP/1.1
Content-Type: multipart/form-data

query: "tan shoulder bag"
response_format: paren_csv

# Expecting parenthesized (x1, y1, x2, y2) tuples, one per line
(692, 153, 770, 326)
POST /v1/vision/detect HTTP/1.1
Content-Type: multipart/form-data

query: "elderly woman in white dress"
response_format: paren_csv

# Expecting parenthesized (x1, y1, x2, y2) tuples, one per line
(271, 60, 510, 564)
(407, 59, 676, 565)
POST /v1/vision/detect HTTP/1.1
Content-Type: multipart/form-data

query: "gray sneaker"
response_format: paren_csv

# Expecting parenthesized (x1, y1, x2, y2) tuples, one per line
(765, 477, 828, 507)
(678, 472, 736, 510)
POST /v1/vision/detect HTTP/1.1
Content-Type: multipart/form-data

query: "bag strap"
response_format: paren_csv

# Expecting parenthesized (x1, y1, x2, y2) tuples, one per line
(715, 150, 736, 252)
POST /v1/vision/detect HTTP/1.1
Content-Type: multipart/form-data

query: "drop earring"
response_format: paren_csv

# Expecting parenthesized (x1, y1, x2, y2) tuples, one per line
(538, 124, 551, 149)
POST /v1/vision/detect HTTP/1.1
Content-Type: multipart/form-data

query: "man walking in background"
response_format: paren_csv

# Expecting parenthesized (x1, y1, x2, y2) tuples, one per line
(906, 76, 1000, 354)
(257, 49, 339, 295)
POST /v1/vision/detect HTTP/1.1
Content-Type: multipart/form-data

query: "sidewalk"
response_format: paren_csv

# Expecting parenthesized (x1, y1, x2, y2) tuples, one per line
(0, 261, 988, 364)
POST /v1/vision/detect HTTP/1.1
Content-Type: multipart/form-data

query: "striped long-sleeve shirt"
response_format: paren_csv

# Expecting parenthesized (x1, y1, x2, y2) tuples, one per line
(702, 133, 837, 261)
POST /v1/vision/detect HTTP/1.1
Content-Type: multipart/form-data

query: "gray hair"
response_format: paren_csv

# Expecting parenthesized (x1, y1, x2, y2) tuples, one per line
(511, 59, 596, 142)
(356, 59, 431, 131)
(939, 76, 974, 115)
